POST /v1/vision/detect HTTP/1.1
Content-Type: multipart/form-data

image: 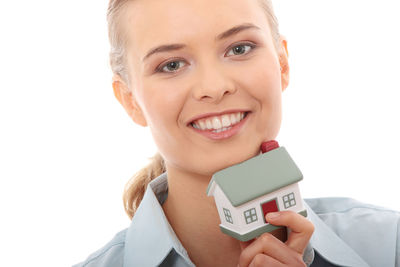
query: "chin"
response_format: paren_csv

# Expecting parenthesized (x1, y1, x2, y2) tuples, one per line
(191, 146, 261, 177)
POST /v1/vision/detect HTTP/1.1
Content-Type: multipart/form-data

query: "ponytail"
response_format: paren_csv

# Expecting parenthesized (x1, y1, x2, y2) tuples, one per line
(123, 152, 166, 219)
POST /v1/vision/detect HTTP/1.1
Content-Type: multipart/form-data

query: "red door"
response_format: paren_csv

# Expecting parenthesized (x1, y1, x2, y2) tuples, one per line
(261, 199, 279, 222)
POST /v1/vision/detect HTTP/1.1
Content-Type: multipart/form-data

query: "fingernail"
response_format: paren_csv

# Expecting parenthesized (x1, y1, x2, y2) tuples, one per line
(266, 212, 280, 219)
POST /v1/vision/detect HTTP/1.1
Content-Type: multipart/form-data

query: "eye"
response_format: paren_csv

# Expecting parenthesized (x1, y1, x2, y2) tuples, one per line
(226, 42, 256, 57)
(155, 42, 257, 74)
(156, 59, 187, 74)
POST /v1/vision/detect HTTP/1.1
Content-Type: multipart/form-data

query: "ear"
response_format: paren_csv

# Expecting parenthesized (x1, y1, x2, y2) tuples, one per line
(112, 74, 148, 127)
(278, 35, 290, 92)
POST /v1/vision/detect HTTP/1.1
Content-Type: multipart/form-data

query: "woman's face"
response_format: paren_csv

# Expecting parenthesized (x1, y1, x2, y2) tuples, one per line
(117, 0, 289, 177)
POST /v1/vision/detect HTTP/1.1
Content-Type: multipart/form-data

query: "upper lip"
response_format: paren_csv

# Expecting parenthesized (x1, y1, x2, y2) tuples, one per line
(187, 109, 250, 126)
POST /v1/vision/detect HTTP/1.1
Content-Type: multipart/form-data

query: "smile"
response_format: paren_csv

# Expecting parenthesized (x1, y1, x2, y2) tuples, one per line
(190, 111, 249, 133)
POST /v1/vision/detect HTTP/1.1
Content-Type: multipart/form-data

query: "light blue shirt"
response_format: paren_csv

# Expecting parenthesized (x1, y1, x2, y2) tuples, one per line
(74, 173, 400, 267)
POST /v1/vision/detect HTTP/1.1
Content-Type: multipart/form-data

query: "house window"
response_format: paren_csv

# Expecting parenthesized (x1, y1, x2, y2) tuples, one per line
(244, 208, 258, 224)
(283, 192, 296, 209)
(223, 208, 233, 224)
(260, 198, 279, 222)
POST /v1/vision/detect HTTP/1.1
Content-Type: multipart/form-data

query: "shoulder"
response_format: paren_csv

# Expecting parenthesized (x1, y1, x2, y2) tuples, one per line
(305, 196, 400, 220)
(305, 197, 400, 215)
(305, 197, 400, 233)
(305, 197, 400, 266)
(306, 196, 400, 238)
(72, 229, 127, 267)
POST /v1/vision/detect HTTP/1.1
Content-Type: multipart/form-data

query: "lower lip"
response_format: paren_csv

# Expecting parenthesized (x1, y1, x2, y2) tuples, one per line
(190, 113, 250, 140)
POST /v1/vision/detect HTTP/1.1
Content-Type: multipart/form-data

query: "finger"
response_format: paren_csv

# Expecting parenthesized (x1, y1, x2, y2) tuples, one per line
(265, 211, 315, 254)
(238, 232, 293, 267)
(248, 253, 285, 267)
(239, 239, 255, 251)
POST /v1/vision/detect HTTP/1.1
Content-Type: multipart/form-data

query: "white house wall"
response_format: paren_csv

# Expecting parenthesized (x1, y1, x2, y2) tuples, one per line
(212, 182, 305, 236)
(236, 183, 305, 234)
(212, 184, 239, 232)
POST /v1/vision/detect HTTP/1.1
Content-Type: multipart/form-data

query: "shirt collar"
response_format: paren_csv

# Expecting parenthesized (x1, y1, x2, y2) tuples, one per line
(304, 200, 370, 267)
(124, 172, 370, 267)
(123, 173, 195, 267)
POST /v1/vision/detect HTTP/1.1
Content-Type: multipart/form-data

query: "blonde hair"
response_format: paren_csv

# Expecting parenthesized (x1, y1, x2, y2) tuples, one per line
(107, 0, 281, 219)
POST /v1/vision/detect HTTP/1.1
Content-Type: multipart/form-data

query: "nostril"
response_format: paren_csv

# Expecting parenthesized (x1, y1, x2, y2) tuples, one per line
(199, 94, 213, 102)
(223, 89, 231, 96)
(193, 85, 236, 102)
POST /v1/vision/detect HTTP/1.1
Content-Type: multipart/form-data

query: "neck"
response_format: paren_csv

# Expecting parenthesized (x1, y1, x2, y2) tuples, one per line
(162, 165, 287, 267)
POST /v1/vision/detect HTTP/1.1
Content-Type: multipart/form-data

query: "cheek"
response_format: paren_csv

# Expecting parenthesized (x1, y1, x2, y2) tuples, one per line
(138, 82, 188, 153)
(235, 51, 282, 96)
(244, 59, 282, 135)
(245, 61, 282, 108)
(140, 80, 185, 123)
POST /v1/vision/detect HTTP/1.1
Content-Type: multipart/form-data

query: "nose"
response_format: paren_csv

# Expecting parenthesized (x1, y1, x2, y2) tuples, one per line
(191, 63, 237, 103)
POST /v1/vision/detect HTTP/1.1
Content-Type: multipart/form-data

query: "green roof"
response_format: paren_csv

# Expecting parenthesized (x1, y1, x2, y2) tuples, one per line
(206, 147, 303, 207)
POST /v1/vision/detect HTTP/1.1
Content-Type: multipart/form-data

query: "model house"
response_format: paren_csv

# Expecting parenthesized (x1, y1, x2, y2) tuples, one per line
(206, 141, 307, 242)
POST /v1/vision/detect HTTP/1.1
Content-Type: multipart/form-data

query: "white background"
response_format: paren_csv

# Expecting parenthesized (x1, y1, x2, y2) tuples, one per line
(0, 0, 399, 266)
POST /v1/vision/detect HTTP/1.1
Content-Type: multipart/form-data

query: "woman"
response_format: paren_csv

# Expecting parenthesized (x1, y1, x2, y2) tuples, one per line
(74, 0, 399, 266)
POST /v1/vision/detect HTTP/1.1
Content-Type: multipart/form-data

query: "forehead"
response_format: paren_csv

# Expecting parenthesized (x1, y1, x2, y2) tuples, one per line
(122, 0, 271, 61)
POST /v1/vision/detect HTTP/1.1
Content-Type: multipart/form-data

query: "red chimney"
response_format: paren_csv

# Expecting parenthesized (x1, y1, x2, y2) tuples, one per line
(261, 140, 280, 153)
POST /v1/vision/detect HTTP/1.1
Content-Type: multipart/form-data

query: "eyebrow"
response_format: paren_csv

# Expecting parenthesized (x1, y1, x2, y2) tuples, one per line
(142, 23, 260, 62)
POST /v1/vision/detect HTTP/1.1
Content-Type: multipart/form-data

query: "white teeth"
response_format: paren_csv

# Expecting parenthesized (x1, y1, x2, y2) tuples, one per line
(212, 117, 222, 129)
(230, 113, 237, 125)
(221, 115, 231, 127)
(198, 120, 206, 130)
(235, 113, 240, 122)
(206, 119, 213, 130)
(216, 127, 229, 133)
(191, 112, 247, 132)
